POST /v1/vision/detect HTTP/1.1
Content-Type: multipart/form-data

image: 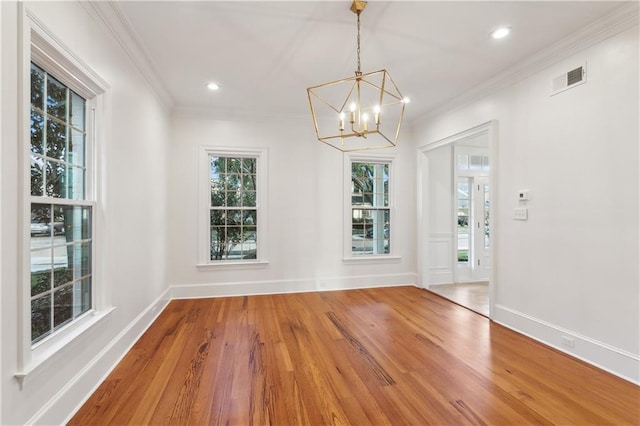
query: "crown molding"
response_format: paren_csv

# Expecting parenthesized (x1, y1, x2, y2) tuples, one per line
(410, 1, 639, 127)
(82, 1, 174, 109)
(172, 105, 312, 123)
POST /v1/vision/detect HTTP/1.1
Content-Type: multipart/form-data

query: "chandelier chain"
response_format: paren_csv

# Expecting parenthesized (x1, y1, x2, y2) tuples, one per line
(356, 11, 361, 75)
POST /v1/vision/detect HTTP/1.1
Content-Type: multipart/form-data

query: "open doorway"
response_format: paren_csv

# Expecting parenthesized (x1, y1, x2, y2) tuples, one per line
(418, 122, 495, 317)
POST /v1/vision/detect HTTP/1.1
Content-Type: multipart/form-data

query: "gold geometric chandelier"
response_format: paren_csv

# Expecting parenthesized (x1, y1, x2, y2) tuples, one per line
(307, 0, 408, 152)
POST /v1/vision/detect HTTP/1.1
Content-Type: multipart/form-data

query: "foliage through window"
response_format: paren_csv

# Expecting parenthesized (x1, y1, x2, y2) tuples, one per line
(30, 62, 92, 343)
(351, 162, 390, 255)
(209, 156, 258, 261)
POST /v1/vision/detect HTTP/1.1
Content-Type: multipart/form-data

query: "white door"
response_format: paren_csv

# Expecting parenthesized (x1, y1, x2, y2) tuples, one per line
(456, 175, 490, 282)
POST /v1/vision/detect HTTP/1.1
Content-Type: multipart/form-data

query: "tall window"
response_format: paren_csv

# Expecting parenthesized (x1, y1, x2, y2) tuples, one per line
(209, 155, 258, 261)
(29, 63, 92, 344)
(351, 161, 390, 256)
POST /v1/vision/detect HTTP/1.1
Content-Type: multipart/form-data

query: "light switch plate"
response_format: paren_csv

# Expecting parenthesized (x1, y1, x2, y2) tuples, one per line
(514, 207, 528, 220)
(518, 190, 530, 201)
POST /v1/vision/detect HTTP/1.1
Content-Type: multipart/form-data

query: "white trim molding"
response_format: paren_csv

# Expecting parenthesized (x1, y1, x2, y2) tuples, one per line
(410, 2, 640, 126)
(171, 273, 417, 300)
(81, 1, 172, 109)
(494, 304, 640, 385)
(197, 146, 268, 267)
(30, 288, 172, 425)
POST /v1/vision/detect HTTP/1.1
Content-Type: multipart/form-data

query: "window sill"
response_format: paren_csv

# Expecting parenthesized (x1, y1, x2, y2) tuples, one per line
(197, 260, 270, 271)
(15, 306, 116, 387)
(343, 255, 402, 264)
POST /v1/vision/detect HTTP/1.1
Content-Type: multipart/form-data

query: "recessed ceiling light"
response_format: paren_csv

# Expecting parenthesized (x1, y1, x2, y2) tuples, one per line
(207, 82, 220, 91)
(491, 27, 511, 40)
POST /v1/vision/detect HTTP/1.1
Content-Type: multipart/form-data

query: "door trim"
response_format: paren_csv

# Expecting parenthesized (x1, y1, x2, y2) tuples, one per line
(417, 120, 498, 318)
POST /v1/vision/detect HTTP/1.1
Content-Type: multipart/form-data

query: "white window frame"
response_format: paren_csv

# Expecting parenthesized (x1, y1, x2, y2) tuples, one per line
(343, 153, 399, 263)
(197, 146, 269, 269)
(16, 7, 111, 384)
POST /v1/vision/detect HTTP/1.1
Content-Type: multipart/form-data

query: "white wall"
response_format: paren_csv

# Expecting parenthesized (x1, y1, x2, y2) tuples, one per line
(167, 114, 417, 296)
(413, 25, 639, 382)
(0, 2, 171, 424)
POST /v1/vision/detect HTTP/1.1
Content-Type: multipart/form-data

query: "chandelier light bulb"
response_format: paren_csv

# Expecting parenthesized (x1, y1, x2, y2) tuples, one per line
(402, 97, 411, 104)
(374, 105, 381, 125)
(362, 113, 369, 131)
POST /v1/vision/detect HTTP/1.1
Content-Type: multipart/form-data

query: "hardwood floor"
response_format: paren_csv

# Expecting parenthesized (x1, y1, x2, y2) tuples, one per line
(69, 286, 639, 425)
(428, 282, 489, 316)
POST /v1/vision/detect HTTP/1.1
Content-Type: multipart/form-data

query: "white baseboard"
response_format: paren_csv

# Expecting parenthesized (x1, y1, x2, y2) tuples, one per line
(171, 272, 417, 299)
(494, 304, 640, 384)
(29, 288, 172, 426)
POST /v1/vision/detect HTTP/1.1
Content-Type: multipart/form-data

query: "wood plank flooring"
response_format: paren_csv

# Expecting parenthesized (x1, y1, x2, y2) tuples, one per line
(69, 286, 640, 425)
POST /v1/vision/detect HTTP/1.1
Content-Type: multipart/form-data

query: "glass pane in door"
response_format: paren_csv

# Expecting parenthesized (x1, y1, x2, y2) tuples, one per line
(457, 179, 470, 263)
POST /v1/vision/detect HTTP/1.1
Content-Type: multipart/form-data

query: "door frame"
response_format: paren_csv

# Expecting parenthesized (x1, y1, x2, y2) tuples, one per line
(417, 120, 498, 318)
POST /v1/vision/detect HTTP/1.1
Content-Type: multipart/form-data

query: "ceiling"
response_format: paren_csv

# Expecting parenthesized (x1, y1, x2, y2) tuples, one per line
(116, 1, 625, 121)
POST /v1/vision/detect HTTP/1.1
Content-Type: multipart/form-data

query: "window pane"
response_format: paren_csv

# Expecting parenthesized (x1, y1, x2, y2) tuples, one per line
(45, 160, 64, 198)
(31, 110, 44, 155)
(211, 210, 225, 226)
(46, 118, 67, 161)
(46, 74, 67, 121)
(243, 210, 256, 226)
(31, 155, 44, 196)
(31, 203, 51, 243)
(457, 154, 469, 170)
(210, 228, 223, 261)
(482, 155, 490, 172)
(469, 155, 482, 170)
(78, 242, 91, 277)
(69, 91, 85, 131)
(210, 156, 222, 177)
(31, 63, 45, 110)
(226, 191, 240, 207)
(242, 191, 256, 207)
(53, 285, 73, 328)
(32, 294, 52, 343)
(227, 158, 241, 173)
(69, 129, 85, 166)
(228, 210, 242, 226)
(242, 174, 256, 191)
(211, 184, 225, 207)
(31, 266, 51, 297)
(54, 258, 73, 288)
(66, 165, 85, 200)
(80, 277, 92, 314)
(241, 158, 255, 174)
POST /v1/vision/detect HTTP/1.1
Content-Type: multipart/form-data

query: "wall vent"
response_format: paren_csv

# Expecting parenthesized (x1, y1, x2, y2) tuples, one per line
(551, 64, 586, 96)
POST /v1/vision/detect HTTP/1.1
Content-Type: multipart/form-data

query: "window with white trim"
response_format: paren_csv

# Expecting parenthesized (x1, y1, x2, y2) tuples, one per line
(350, 159, 391, 256)
(200, 148, 267, 265)
(29, 62, 93, 344)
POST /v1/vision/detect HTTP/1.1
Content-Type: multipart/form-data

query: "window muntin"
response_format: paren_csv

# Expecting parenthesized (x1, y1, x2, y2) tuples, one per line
(29, 62, 92, 344)
(209, 156, 258, 261)
(351, 162, 390, 256)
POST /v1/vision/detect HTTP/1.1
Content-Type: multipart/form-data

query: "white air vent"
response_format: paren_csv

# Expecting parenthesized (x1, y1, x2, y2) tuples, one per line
(551, 64, 586, 96)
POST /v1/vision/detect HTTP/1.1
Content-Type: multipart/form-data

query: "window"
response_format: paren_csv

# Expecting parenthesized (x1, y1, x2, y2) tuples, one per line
(210, 156, 257, 261)
(200, 148, 267, 266)
(29, 63, 93, 344)
(350, 160, 391, 256)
